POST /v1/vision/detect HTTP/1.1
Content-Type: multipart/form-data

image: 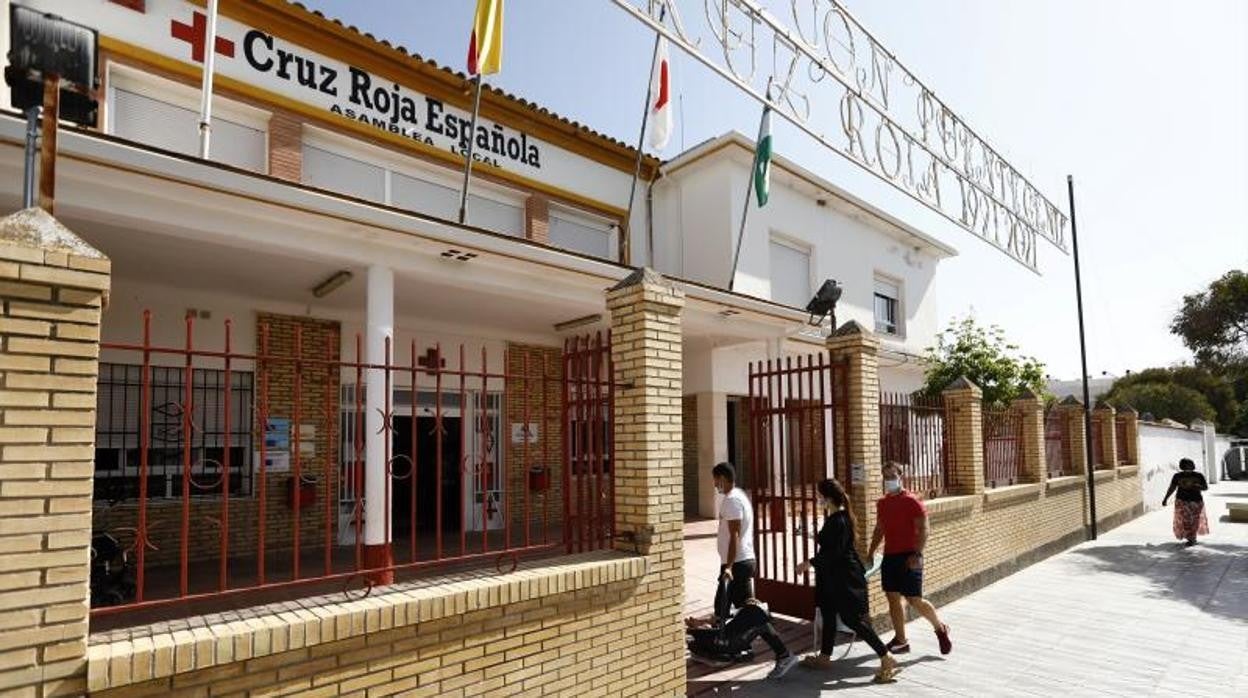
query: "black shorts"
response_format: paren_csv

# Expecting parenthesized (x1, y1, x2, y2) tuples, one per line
(881, 553, 923, 597)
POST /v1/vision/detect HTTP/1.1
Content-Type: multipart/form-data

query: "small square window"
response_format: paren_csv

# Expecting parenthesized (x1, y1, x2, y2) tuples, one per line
(874, 277, 901, 336)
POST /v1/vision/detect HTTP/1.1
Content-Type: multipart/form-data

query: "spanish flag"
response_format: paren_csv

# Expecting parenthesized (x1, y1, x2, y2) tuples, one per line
(467, 0, 504, 76)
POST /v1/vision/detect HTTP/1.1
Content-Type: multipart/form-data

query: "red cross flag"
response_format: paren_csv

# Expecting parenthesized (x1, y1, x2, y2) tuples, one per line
(647, 37, 672, 150)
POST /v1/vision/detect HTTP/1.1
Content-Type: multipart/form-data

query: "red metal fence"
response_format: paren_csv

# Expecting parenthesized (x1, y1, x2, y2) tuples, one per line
(1115, 418, 1129, 464)
(1044, 408, 1071, 477)
(982, 406, 1022, 488)
(563, 334, 614, 555)
(1090, 417, 1105, 468)
(879, 392, 950, 499)
(746, 353, 846, 619)
(89, 312, 613, 623)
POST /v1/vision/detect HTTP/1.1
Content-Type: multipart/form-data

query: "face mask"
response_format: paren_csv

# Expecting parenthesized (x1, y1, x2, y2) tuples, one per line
(884, 478, 902, 494)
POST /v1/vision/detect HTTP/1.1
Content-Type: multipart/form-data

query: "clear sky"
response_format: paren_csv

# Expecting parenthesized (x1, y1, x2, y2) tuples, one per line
(301, 0, 1248, 380)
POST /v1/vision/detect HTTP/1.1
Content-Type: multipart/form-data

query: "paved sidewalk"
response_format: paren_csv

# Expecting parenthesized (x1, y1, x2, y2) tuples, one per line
(686, 479, 1248, 697)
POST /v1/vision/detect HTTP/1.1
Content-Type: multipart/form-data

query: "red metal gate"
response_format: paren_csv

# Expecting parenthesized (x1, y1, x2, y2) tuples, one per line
(746, 352, 847, 619)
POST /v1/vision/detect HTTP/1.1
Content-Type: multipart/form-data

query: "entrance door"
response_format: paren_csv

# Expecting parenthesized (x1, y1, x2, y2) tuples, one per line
(389, 415, 464, 539)
(746, 352, 847, 618)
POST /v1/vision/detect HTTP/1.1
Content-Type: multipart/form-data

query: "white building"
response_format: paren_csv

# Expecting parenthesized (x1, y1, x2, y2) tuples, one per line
(1, 0, 959, 557)
(651, 134, 957, 516)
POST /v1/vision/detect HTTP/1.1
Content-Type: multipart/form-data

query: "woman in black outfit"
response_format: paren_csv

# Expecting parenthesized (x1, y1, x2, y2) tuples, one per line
(795, 478, 899, 683)
(1162, 458, 1210, 546)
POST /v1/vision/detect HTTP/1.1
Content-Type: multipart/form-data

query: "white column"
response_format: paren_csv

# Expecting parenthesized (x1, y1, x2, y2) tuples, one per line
(697, 392, 729, 518)
(364, 265, 393, 547)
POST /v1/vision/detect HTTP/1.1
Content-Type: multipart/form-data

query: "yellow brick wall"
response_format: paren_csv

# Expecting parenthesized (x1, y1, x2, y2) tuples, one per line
(0, 209, 111, 697)
(867, 474, 1143, 625)
(88, 269, 689, 697)
(91, 577, 672, 698)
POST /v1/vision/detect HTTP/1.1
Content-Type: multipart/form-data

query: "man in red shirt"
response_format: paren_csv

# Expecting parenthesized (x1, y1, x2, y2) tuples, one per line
(866, 462, 952, 656)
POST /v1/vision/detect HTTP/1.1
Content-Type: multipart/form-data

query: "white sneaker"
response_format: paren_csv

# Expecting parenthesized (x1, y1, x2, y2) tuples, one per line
(768, 654, 800, 679)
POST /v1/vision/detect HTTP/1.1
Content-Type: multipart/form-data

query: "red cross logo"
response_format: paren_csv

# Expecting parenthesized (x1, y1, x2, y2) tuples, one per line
(170, 11, 235, 64)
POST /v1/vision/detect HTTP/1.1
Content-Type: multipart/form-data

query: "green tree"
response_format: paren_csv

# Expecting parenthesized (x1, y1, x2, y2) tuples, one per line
(1168, 269, 1248, 435)
(1105, 366, 1239, 430)
(921, 317, 1047, 408)
(1108, 382, 1216, 425)
(1171, 269, 1248, 367)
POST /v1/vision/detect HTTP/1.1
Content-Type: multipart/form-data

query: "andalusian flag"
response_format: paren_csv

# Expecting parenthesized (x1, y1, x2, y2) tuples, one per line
(753, 107, 772, 207)
(467, 0, 504, 76)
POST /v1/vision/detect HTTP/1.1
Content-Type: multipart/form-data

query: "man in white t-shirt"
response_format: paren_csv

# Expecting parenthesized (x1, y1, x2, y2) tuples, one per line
(686, 462, 758, 628)
(712, 462, 756, 619)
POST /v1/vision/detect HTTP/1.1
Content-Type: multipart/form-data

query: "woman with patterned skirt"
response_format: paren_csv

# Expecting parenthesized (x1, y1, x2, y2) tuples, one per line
(1162, 458, 1210, 546)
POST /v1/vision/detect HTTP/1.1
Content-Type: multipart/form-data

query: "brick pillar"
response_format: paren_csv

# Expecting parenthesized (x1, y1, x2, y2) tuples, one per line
(0, 208, 109, 697)
(605, 268, 685, 693)
(267, 110, 303, 181)
(1014, 389, 1045, 485)
(1059, 396, 1088, 476)
(825, 320, 880, 553)
(524, 195, 550, 244)
(1116, 406, 1139, 465)
(1094, 403, 1117, 469)
(942, 377, 984, 496)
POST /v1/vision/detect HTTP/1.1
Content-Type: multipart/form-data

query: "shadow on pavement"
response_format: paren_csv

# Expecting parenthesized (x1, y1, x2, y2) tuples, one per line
(1070, 542, 1248, 624)
(687, 655, 943, 696)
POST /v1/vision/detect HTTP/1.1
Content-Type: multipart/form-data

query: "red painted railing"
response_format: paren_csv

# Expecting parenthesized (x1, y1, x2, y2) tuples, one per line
(1115, 418, 1129, 464)
(1090, 417, 1105, 468)
(879, 392, 950, 499)
(89, 312, 613, 623)
(1044, 408, 1072, 477)
(982, 406, 1022, 488)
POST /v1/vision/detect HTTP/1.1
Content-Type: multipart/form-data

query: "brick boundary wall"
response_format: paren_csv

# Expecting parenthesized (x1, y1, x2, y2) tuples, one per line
(854, 363, 1143, 630)
(0, 209, 111, 697)
(77, 269, 687, 697)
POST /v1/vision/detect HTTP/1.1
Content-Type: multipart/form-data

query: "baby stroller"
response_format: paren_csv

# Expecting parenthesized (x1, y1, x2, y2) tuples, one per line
(90, 531, 136, 607)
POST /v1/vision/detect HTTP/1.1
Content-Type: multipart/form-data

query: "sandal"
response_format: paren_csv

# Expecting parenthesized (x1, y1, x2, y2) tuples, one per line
(873, 654, 901, 684)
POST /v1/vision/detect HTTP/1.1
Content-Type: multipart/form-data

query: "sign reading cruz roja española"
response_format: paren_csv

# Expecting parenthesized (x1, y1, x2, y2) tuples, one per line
(38, 0, 546, 173)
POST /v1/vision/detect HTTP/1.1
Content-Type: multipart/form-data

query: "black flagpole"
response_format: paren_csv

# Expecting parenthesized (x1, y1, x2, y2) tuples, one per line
(621, 5, 666, 266)
(458, 73, 485, 225)
(1068, 174, 1098, 540)
(729, 99, 770, 292)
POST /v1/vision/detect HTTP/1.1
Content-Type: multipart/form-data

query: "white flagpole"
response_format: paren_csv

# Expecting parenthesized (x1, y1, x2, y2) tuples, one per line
(729, 102, 770, 292)
(197, 0, 221, 159)
(622, 5, 667, 266)
(458, 74, 485, 225)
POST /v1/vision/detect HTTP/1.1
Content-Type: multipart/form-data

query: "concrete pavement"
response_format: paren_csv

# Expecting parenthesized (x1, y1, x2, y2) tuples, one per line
(685, 479, 1248, 697)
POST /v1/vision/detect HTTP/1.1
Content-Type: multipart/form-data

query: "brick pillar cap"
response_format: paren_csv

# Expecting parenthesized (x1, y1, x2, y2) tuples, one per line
(943, 375, 979, 391)
(1059, 395, 1083, 406)
(831, 319, 871, 337)
(1093, 401, 1115, 412)
(0, 207, 106, 260)
(1015, 388, 1041, 400)
(1115, 404, 1138, 415)
(608, 266, 670, 293)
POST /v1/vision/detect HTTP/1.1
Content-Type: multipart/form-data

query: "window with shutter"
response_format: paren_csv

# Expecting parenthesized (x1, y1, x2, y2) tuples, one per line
(769, 238, 812, 308)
